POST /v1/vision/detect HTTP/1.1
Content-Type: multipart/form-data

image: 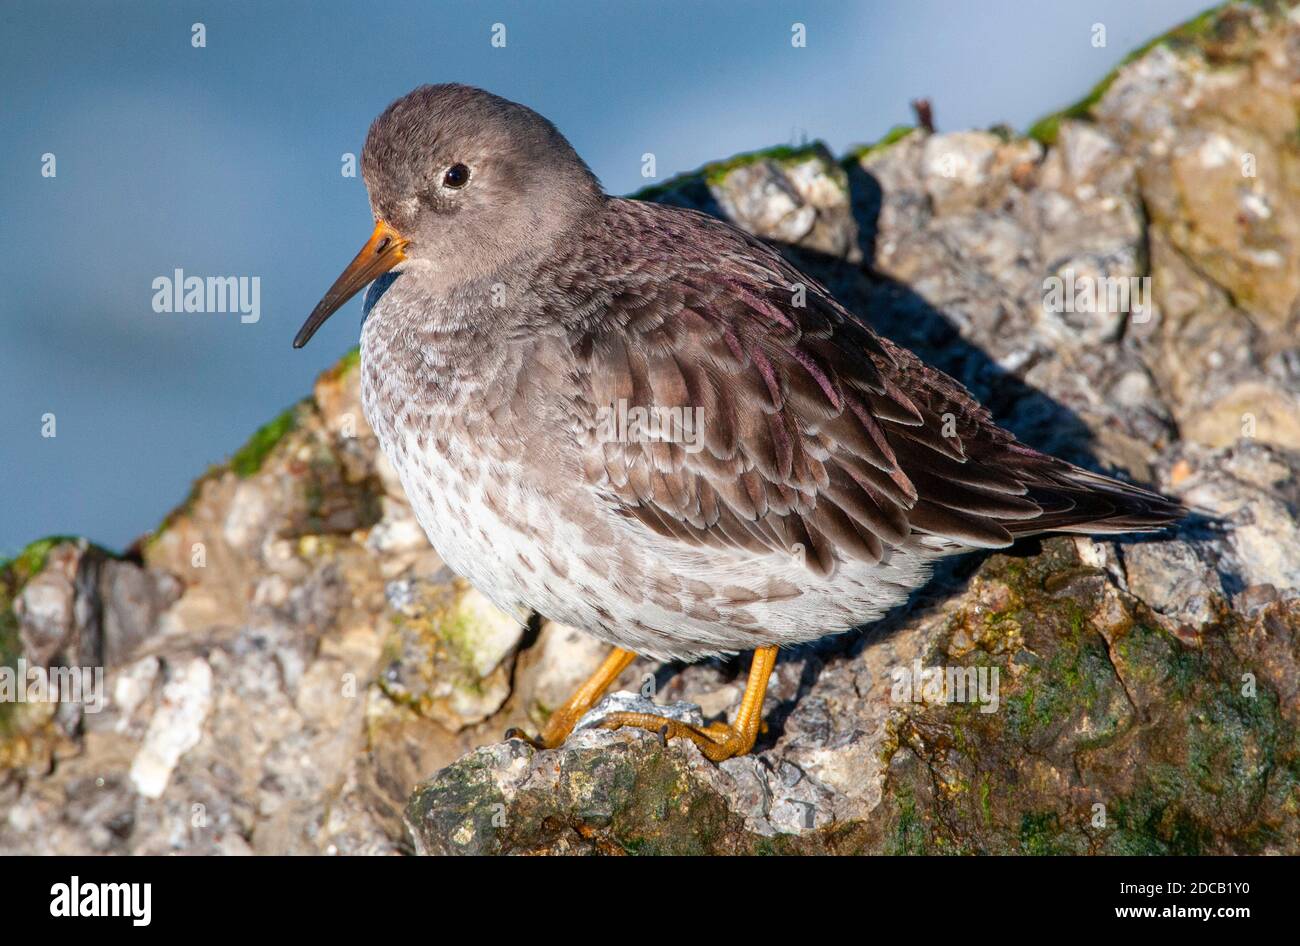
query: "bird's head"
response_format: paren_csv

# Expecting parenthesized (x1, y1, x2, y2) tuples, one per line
(295, 83, 602, 348)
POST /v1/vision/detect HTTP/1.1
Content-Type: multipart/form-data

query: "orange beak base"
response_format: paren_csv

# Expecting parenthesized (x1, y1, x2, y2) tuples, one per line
(293, 220, 409, 349)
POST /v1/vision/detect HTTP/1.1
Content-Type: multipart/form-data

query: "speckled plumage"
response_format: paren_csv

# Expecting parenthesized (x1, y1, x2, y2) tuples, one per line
(344, 84, 1182, 661)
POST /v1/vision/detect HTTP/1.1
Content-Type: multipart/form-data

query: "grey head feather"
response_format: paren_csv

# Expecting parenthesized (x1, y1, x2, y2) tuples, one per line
(361, 83, 605, 292)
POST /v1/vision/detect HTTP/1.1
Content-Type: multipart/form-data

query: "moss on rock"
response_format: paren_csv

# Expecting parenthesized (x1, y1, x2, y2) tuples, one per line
(630, 141, 836, 202)
(149, 342, 362, 542)
(874, 539, 1297, 854)
(1026, 1, 1281, 145)
(229, 403, 302, 478)
(842, 124, 917, 166)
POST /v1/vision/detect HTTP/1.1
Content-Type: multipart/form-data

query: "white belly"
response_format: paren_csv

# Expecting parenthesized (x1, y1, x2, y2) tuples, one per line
(362, 345, 947, 660)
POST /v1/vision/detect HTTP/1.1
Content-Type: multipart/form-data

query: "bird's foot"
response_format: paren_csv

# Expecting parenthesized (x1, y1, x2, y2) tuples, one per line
(503, 646, 639, 750)
(502, 703, 595, 751)
(594, 712, 757, 762)
(595, 645, 778, 762)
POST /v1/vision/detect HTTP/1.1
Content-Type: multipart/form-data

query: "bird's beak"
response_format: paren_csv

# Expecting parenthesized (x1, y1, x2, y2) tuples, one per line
(293, 219, 409, 349)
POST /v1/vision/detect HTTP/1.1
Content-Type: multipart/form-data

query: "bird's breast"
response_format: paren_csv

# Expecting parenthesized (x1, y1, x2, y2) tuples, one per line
(358, 322, 601, 617)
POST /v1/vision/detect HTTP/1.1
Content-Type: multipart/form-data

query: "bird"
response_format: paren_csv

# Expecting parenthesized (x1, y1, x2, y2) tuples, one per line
(294, 84, 1184, 762)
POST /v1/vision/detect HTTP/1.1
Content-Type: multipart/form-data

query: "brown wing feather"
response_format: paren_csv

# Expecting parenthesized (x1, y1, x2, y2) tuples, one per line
(567, 199, 1182, 576)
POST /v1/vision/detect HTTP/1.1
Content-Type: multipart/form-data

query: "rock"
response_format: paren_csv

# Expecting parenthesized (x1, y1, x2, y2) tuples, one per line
(648, 143, 860, 262)
(573, 691, 706, 733)
(920, 131, 1013, 214)
(128, 657, 213, 799)
(411, 539, 1299, 854)
(1162, 441, 1300, 593)
(13, 542, 80, 667)
(2, 1, 1299, 856)
(404, 732, 758, 856)
(0, 360, 535, 853)
(100, 561, 181, 666)
(379, 573, 526, 730)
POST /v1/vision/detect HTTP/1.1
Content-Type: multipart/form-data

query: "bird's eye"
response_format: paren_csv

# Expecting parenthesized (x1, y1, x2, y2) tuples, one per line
(443, 163, 471, 189)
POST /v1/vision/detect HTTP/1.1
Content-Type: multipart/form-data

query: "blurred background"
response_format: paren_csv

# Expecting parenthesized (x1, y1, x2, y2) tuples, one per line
(0, 0, 1212, 553)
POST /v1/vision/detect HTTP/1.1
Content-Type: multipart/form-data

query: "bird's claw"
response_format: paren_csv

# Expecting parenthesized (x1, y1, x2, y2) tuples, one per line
(503, 727, 544, 749)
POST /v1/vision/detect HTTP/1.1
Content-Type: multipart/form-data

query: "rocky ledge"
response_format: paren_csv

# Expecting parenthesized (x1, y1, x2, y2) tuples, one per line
(3, 2, 1299, 854)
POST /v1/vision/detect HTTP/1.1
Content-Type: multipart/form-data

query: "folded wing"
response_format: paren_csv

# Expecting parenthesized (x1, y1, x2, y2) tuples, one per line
(567, 200, 1182, 577)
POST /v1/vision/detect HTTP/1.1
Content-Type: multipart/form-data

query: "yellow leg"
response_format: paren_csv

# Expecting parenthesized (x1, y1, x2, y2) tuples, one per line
(596, 645, 778, 762)
(506, 647, 638, 749)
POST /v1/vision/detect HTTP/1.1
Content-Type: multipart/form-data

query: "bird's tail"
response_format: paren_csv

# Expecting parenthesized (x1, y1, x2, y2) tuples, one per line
(1012, 463, 1186, 537)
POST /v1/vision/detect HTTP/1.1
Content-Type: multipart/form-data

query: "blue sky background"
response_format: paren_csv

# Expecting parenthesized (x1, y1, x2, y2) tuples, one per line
(0, 0, 1212, 553)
